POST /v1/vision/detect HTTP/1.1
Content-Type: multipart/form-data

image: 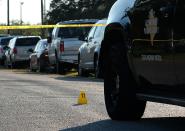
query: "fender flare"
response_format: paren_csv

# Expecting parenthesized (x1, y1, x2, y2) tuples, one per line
(98, 22, 128, 78)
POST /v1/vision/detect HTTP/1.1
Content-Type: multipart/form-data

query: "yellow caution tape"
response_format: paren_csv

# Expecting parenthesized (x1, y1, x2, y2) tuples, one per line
(0, 24, 106, 30)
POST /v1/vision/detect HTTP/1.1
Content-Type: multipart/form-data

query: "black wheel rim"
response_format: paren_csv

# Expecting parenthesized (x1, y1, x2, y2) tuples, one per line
(105, 43, 124, 112)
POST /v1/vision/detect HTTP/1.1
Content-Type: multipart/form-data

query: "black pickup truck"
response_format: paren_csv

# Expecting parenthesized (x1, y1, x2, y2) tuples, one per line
(100, 0, 185, 120)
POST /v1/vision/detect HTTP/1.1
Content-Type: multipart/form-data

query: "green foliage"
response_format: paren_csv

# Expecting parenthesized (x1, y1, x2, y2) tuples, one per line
(0, 20, 47, 38)
(0, 24, 7, 35)
(47, 0, 116, 24)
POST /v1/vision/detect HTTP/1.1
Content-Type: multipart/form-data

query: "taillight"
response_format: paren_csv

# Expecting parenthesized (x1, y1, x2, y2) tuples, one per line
(13, 48, 17, 54)
(60, 41, 64, 52)
(0, 47, 3, 53)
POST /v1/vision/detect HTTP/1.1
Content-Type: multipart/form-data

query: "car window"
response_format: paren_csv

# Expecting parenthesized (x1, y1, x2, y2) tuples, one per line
(135, 0, 176, 7)
(40, 41, 48, 50)
(94, 25, 106, 39)
(134, 0, 150, 6)
(88, 26, 97, 39)
(177, 0, 185, 6)
(0, 37, 13, 46)
(94, 26, 102, 38)
(34, 41, 48, 52)
(34, 41, 41, 52)
(16, 37, 40, 46)
(58, 27, 91, 39)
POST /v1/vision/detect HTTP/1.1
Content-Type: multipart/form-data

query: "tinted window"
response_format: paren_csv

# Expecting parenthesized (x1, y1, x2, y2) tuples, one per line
(40, 41, 48, 50)
(34, 42, 41, 52)
(135, 0, 176, 6)
(134, 0, 149, 6)
(177, 0, 185, 7)
(34, 41, 48, 52)
(16, 37, 40, 46)
(88, 26, 96, 39)
(0, 37, 13, 45)
(94, 26, 106, 38)
(58, 27, 91, 39)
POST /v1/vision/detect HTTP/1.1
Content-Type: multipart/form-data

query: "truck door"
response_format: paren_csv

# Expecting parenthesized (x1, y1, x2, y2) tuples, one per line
(83, 26, 97, 68)
(130, 0, 176, 86)
(174, 0, 185, 88)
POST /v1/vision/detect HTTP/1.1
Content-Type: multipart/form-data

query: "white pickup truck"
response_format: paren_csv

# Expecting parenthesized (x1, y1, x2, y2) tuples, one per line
(47, 19, 98, 74)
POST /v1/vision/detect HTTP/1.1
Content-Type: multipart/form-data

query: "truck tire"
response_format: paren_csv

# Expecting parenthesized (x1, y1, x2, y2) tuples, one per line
(78, 65, 88, 77)
(104, 41, 146, 121)
(55, 52, 65, 74)
(30, 61, 36, 72)
(0, 59, 4, 65)
(94, 55, 102, 78)
(38, 59, 45, 73)
(11, 61, 16, 69)
(56, 60, 65, 74)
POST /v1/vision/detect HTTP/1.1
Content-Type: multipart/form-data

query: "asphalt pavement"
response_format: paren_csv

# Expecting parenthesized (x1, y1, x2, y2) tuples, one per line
(1, 68, 185, 131)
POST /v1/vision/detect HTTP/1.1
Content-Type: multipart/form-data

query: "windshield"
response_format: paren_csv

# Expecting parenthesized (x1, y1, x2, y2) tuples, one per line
(16, 37, 40, 46)
(34, 41, 48, 52)
(58, 27, 91, 39)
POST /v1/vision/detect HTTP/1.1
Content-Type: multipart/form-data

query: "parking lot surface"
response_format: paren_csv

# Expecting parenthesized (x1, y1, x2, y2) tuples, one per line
(1, 68, 185, 131)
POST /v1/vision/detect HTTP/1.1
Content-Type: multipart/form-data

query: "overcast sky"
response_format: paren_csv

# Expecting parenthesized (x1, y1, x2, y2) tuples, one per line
(0, 0, 51, 24)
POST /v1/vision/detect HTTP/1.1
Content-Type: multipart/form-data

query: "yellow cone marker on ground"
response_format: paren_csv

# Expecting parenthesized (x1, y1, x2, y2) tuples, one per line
(78, 91, 88, 105)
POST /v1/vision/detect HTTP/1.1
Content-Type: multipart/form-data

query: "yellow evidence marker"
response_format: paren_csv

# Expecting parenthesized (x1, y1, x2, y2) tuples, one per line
(78, 91, 88, 105)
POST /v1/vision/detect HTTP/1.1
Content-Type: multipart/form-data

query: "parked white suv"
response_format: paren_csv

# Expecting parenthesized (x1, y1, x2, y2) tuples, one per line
(4, 36, 41, 68)
(47, 19, 98, 74)
(0, 36, 14, 65)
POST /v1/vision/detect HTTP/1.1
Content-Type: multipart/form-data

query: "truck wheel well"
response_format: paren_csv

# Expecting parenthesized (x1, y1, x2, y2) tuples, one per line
(99, 23, 126, 77)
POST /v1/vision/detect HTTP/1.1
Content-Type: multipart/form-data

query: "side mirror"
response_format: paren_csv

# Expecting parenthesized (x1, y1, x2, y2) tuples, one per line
(88, 37, 93, 42)
(28, 48, 34, 53)
(47, 36, 52, 44)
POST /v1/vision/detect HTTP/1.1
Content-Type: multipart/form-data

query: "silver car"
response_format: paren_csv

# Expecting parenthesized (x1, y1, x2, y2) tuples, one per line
(0, 36, 14, 65)
(4, 36, 41, 68)
(78, 19, 106, 78)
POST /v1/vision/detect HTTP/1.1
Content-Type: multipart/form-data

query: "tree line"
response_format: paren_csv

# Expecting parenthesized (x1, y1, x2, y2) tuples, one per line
(1, 0, 116, 37)
(46, 0, 116, 24)
(0, 20, 44, 37)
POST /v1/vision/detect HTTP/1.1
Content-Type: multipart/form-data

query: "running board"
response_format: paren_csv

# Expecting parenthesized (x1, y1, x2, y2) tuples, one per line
(136, 92, 185, 107)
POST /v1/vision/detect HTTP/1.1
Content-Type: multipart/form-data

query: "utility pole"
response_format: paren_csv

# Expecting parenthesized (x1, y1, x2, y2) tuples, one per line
(20, 2, 24, 25)
(41, 0, 43, 25)
(44, 0, 46, 21)
(7, 0, 10, 34)
(20, 2, 24, 35)
(41, 0, 44, 37)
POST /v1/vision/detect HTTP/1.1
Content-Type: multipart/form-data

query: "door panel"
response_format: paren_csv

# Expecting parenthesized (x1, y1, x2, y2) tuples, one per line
(83, 26, 97, 68)
(80, 42, 89, 67)
(174, 0, 185, 87)
(89, 26, 105, 69)
(129, 0, 176, 86)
